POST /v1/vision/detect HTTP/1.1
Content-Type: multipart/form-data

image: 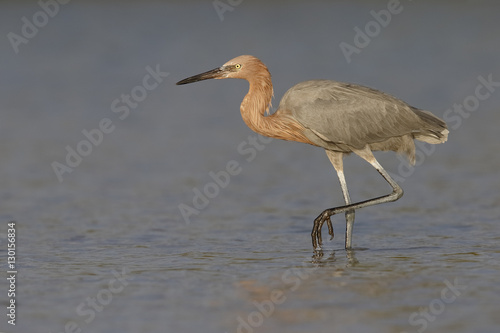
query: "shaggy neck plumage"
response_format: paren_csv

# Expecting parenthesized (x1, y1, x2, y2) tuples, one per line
(240, 69, 274, 137)
(239, 65, 313, 145)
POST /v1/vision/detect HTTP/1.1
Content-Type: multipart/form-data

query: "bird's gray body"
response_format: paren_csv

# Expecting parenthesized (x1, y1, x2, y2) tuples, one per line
(278, 80, 448, 164)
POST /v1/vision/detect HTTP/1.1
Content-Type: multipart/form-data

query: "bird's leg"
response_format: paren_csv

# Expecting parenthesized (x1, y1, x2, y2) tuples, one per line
(313, 148, 403, 250)
(313, 170, 353, 248)
(337, 170, 355, 249)
(345, 210, 355, 249)
(312, 151, 348, 249)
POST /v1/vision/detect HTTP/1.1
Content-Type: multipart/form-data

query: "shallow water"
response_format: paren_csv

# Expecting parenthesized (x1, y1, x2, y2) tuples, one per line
(1, 1, 500, 333)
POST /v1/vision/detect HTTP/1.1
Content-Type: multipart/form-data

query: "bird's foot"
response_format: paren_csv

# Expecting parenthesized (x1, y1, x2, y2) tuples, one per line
(311, 209, 335, 249)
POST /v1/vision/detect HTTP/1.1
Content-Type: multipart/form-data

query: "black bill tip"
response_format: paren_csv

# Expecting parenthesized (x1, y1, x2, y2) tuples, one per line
(176, 67, 224, 85)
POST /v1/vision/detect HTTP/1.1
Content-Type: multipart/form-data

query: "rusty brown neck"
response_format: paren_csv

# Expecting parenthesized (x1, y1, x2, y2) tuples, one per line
(240, 74, 314, 145)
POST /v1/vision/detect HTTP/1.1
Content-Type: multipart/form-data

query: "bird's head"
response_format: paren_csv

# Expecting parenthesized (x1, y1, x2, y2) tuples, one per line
(176, 55, 268, 85)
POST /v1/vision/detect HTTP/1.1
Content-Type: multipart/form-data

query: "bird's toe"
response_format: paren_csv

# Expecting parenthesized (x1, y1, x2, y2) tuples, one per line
(327, 217, 334, 240)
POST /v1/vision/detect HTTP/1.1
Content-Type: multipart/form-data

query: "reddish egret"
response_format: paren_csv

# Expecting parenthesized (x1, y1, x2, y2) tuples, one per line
(176, 55, 448, 250)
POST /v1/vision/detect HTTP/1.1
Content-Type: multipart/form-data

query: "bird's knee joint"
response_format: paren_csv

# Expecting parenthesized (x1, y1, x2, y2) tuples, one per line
(392, 187, 404, 200)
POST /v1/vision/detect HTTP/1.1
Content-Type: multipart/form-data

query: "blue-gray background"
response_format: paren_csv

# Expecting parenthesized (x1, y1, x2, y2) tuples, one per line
(0, 1, 499, 332)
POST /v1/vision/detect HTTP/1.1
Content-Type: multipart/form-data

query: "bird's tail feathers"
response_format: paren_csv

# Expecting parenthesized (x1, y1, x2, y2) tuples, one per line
(413, 109, 449, 144)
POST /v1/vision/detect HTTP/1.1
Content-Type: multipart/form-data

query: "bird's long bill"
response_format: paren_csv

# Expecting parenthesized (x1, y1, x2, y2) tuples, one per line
(176, 67, 224, 85)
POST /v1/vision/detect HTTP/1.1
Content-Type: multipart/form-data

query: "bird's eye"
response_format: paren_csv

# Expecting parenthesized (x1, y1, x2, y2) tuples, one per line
(235, 64, 241, 69)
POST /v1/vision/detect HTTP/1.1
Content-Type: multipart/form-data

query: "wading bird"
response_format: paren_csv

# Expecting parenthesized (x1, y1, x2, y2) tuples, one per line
(176, 55, 448, 250)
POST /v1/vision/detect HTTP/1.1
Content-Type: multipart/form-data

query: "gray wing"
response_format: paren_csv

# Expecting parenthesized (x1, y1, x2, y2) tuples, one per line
(278, 80, 423, 149)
